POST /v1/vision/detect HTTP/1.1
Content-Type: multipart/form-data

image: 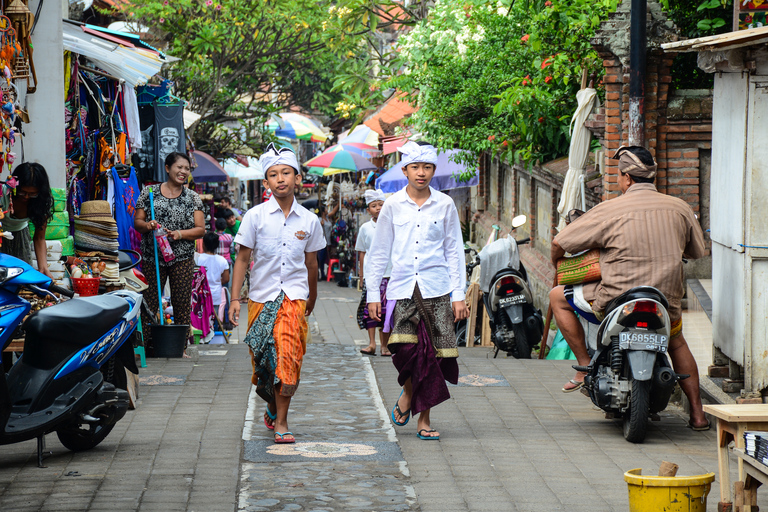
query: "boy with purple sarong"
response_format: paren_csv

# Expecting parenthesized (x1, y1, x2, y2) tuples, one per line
(356, 189, 392, 356)
(366, 141, 468, 440)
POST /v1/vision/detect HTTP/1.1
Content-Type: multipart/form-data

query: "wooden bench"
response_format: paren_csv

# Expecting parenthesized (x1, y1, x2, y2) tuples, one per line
(703, 404, 768, 510)
(733, 448, 767, 512)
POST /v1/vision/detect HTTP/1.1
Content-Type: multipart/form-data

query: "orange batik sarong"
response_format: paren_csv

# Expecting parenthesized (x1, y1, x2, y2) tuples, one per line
(246, 293, 308, 400)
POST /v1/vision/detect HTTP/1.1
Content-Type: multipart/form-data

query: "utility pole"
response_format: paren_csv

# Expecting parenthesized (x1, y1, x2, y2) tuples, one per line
(628, 0, 647, 146)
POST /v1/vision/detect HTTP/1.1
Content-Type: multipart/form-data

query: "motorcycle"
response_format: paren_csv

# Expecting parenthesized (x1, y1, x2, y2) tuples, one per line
(457, 215, 544, 359)
(573, 286, 688, 443)
(0, 252, 142, 466)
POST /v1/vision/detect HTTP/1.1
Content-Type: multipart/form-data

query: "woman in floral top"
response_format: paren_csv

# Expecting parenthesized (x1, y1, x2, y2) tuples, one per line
(135, 152, 205, 351)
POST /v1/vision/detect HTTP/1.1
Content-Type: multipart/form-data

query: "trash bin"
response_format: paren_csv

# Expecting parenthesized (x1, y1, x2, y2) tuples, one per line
(624, 468, 715, 512)
(150, 324, 188, 358)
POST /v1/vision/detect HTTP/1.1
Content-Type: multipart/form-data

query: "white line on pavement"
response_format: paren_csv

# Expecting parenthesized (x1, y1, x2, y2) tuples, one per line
(361, 355, 397, 443)
(242, 385, 257, 441)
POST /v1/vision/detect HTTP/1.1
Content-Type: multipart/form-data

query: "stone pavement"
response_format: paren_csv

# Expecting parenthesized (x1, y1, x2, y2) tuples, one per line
(0, 279, 764, 511)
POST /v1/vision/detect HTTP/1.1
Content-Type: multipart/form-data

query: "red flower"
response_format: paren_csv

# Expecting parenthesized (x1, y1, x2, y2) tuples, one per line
(520, 34, 529, 43)
(488, 135, 496, 141)
(545, 1, 552, 6)
(544, 76, 552, 83)
(502, 140, 508, 147)
(538, 117, 545, 123)
(522, 79, 529, 86)
(541, 58, 553, 70)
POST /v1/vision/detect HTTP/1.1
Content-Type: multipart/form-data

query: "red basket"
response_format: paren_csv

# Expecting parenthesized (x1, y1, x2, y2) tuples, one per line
(71, 277, 100, 297)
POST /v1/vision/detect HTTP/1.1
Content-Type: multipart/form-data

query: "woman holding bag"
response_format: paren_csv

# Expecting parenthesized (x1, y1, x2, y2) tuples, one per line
(135, 152, 205, 352)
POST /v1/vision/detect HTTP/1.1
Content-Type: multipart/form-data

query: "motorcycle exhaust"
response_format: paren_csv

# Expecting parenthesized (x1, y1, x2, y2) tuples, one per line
(653, 367, 677, 390)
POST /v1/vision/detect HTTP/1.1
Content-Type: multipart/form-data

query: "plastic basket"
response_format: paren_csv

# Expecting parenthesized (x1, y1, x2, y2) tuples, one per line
(71, 277, 100, 297)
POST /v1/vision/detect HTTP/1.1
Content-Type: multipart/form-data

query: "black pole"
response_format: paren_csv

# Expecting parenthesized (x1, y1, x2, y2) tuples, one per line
(629, 0, 647, 146)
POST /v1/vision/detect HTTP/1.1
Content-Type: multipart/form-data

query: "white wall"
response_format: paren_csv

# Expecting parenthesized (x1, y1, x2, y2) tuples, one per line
(21, 0, 65, 188)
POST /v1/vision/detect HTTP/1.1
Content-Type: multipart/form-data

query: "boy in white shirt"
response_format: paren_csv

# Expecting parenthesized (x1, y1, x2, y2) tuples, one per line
(366, 141, 468, 441)
(356, 189, 392, 356)
(229, 143, 326, 444)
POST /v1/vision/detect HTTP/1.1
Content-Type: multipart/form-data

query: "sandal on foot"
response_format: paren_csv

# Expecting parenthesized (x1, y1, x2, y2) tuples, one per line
(562, 379, 584, 393)
(380, 351, 392, 357)
(360, 347, 376, 356)
(274, 432, 295, 444)
(687, 420, 711, 431)
(417, 429, 440, 441)
(264, 406, 276, 430)
(391, 390, 410, 426)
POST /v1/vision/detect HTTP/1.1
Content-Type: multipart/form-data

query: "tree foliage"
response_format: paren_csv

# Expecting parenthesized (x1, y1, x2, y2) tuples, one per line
(119, 0, 366, 156)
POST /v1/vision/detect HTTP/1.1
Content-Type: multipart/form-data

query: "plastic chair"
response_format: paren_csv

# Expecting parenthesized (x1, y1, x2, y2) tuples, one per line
(134, 346, 147, 368)
(327, 259, 340, 282)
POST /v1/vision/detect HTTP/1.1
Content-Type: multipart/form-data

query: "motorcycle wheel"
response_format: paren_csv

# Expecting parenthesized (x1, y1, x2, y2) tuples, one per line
(512, 323, 531, 359)
(56, 358, 126, 452)
(623, 378, 651, 443)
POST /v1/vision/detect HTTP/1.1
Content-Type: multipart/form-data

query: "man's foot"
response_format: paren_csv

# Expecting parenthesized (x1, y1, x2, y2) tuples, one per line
(391, 390, 411, 426)
(380, 348, 392, 356)
(274, 432, 295, 444)
(360, 347, 376, 356)
(264, 404, 276, 430)
(417, 428, 440, 440)
(562, 371, 587, 393)
(687, 419, 710, 431)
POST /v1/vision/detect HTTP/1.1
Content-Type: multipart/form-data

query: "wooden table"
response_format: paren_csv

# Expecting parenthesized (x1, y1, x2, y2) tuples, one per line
(704, 404, 768, 508)
(733, 448, 768, 512)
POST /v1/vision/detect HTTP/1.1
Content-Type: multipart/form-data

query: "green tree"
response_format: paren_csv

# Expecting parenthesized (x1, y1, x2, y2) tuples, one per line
(120, 0, 366, 156)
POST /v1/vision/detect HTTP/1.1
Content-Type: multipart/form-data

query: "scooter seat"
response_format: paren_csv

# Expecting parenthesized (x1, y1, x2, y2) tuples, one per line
(22, 295, 130, 370)
(604, 286, 669, 317)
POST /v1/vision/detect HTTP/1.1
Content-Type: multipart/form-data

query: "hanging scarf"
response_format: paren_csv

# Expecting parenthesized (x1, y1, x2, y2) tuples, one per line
(189, 266, 215, 343)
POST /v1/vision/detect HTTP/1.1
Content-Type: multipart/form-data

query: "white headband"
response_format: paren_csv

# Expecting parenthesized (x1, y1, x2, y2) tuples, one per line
(399, 141, 438, 168)
(260, 143, 300, 175)
(364, 189, 386, 205)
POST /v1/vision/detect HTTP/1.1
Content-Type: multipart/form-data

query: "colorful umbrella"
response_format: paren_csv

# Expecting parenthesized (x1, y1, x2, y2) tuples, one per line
(266, 113, 328, 142)
(326, 143, 380, 158)
(308, 167, 351, 176)
(376, 149, 479, 192)
(338, 124, 379, 146)
(304, 149, 377, 173)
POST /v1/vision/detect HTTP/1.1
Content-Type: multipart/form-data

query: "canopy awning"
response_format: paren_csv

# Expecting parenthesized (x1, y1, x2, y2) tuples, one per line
(191, 151, 229, 182)
(63, 19, 167, 88)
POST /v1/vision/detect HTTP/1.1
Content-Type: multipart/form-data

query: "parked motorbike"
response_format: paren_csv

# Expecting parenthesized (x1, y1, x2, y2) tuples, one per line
(573, 286, 688, 443)
(0, 253, 142, 465)
(457, 215, 544, 358)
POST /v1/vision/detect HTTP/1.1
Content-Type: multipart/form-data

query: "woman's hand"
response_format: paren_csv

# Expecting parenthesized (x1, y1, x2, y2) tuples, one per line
(147, 220, 159, 231)
(168, 229, 183, 241)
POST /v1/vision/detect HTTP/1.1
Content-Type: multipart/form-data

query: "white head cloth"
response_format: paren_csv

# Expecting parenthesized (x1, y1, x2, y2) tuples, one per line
(259, 142, 300, 175)
(364, 189, 386, 205)
(399, 141, 438, 168)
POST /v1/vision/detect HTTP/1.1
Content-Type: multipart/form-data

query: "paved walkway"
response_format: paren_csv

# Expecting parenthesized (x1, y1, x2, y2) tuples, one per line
(0, 280, 763, 511)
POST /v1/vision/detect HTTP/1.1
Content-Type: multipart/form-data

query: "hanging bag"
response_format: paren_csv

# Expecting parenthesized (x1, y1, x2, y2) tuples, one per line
(556, 249, 601, 285)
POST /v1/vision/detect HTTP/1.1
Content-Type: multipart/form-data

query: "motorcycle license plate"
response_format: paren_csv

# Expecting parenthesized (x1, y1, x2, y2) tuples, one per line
(499, 294, 527, 306)
(619, 331, 668, 352)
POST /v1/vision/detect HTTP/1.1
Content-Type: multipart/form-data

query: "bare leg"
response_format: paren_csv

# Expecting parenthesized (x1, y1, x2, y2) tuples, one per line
(668, 333, 708, 428)
(273, 394, 294, 441)
(362, 327, 377, 354)
(549, 286, 588, 385)
(380, 331, 391, 355)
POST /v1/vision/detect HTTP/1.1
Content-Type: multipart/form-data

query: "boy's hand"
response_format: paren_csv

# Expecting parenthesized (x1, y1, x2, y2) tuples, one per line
(229, 300, 241, 327)
(368, 302, 381, 322)
(306, 294, 316, 317)
(452, 301, 469, 322)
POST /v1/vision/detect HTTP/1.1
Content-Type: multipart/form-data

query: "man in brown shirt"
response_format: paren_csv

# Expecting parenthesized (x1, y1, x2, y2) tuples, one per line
(550, 145, 709, 430)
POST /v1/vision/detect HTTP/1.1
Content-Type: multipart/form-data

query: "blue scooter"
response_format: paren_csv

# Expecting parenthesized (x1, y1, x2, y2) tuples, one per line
(0, 253, 141, 466)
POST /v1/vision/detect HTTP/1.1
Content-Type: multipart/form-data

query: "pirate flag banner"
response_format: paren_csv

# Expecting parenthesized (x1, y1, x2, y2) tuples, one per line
(133, 103, 187, 183)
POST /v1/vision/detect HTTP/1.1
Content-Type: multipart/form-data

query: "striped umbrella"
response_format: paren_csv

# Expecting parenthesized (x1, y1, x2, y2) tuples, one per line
(338, 125, 379, 146)
(325, 143, 380, 158)
(304, 149, 377, 175)
(265, 113, 328, 142)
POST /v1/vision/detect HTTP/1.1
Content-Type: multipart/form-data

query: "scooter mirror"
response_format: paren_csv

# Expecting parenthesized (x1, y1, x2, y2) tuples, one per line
(511, 215, 527, 229)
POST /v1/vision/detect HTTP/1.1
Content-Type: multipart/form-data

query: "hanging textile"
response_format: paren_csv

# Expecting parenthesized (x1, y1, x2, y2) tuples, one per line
(133, 105, 156, 183)
(153, 104, 186, 182)
(110, 166, 141, 252)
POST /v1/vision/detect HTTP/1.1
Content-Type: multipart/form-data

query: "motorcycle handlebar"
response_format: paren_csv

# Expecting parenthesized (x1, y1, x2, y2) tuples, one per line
(516, 238, 531, 245)
(49, 283, 75, 298)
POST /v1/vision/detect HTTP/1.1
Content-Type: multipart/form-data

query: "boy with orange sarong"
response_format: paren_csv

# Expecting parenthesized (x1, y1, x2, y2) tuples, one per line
(229, 143, 326, 444)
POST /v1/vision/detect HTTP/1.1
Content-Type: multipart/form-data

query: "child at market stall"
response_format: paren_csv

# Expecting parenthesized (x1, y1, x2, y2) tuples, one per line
(366, 141, 468, 441)
(196, 232, 230, 322)
(229, 143, 326, 444)
(356, 189, 392, 356)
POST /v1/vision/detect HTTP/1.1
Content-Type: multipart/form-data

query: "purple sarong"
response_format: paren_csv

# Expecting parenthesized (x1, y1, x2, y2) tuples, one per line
(190, 266, 215, 343)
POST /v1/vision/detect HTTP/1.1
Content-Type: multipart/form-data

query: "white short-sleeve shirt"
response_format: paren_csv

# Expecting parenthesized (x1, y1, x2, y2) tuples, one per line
(355, 219, 392, 279)
(234, 196, 326, 303)
(195, 252, 229, 305)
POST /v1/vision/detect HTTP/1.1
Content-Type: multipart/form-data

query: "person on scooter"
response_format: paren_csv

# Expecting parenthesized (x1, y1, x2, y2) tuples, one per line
(549, 145, 710, 431)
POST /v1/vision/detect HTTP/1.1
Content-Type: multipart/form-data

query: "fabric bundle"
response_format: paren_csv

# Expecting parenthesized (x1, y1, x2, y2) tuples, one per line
(74, 200, 119, 260)
(101, 262, 119, 281)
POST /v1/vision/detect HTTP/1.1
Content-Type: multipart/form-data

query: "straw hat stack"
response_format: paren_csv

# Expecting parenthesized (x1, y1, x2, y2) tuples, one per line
(74, 201, 119, 260)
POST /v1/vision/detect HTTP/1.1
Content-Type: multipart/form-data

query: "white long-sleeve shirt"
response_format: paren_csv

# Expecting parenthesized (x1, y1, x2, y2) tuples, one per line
(365, 186, 466, 303)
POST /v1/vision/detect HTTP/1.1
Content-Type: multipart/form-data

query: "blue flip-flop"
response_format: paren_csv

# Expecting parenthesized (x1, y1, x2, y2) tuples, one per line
(417, 429, 440, 441)
(391, 390, 410, 426)
(264, 405, 276, 430)
(274, 431, 295, 444)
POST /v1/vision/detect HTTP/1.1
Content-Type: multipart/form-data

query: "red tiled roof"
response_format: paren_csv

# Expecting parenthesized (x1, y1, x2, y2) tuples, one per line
(363, 92, 416, 136)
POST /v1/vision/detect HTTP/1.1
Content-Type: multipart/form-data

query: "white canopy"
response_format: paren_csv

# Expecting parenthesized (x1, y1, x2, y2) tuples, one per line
(222, 158, 264, 181)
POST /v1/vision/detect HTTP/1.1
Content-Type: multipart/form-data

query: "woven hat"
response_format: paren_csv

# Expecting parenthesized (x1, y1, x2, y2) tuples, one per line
(77, 201, 116, 226)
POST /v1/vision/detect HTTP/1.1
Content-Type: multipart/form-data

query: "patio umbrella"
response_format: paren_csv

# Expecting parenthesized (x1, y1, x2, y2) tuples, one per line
(266, 113, 328, 142)
(338, 124, 379, 146)
(304, 149, 376, 173)
(325, 143, 380, 158)
(222, 157, 264, 181)
(556, 87, 599, 232)
(191, 150, 229, 183)
(376, 149, 480, 193)
(308, 167, 352, 177)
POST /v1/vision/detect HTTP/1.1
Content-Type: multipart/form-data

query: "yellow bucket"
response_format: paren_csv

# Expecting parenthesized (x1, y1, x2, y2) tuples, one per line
(624, 468, 715, 512)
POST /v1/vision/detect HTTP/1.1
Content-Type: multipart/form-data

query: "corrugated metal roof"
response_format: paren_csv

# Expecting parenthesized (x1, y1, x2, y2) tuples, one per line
(662, 25, 768, 53)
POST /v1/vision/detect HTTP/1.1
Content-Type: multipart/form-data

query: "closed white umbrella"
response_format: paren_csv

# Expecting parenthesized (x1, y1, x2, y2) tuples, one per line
(556, 88, 599, 232)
